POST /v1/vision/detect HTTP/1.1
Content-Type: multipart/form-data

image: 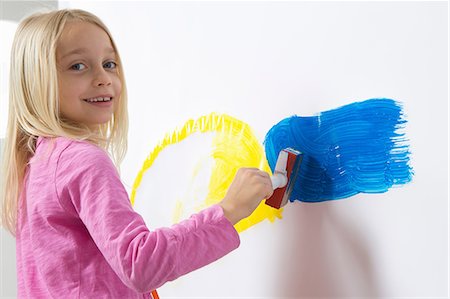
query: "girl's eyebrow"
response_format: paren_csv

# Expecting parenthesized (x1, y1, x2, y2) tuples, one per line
(60, 47, 116, 60)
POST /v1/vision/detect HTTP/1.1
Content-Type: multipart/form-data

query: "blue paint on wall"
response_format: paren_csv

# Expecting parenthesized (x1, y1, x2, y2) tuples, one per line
(264, 98, 413, 202)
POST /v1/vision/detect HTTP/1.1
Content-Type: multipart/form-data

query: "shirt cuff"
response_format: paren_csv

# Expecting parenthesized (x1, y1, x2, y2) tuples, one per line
(207, 204, 241, 250)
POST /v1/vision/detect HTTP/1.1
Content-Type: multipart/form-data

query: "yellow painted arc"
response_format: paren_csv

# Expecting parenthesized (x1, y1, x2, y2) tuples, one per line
(130, 113, 282, 233)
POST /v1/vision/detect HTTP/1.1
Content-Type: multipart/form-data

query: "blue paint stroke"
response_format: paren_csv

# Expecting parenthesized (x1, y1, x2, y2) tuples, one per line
(264, 98, 413, 202)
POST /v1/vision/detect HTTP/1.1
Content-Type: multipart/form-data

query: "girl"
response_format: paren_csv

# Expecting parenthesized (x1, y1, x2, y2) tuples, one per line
(0, 9, 273, 298)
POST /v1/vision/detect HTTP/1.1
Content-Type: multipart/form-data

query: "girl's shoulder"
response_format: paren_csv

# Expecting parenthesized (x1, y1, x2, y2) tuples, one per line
(37, 135, 106, 153)
(36, 136, 112, 169)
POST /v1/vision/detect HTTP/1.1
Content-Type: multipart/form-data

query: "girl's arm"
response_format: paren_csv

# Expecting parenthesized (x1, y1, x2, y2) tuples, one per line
(219, 168, 273, 225)
(55, 142, 270, 293)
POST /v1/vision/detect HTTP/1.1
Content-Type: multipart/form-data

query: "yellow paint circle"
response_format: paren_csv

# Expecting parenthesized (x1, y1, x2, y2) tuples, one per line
(131, 113, 282, 233)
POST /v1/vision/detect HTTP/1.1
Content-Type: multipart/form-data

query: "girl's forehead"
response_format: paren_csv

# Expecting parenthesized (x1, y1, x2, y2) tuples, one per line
(57, 21, 114, 57)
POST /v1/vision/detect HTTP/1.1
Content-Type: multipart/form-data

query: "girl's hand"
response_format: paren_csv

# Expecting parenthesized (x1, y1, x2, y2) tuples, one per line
(219, 168, 274, 225)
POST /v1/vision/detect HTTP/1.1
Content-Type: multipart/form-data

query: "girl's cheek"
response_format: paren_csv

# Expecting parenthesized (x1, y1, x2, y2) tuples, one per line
(114, 77, 122, 93)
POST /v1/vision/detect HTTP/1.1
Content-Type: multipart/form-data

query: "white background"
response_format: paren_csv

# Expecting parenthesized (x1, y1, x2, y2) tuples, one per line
(1, 1, 448, 298)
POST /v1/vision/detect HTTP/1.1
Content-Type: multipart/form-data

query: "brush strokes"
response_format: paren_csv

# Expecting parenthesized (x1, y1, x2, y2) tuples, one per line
(131, 113, 281, 233)
(264, 98, 413, 202)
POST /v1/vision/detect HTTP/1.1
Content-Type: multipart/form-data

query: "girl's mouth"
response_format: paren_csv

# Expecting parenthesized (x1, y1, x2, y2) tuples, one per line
(83, 96, 112, 103)
(83, 97, 113, 107)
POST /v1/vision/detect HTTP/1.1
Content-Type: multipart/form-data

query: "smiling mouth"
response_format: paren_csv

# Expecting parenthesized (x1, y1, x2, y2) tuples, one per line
(83, 97, 113, 103)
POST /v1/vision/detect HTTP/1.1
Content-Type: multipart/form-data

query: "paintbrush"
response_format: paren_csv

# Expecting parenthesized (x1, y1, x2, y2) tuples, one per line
(266, 148, 303, 209)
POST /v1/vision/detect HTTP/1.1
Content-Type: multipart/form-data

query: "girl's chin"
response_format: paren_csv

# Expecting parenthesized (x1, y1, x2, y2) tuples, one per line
(77, 117, 113, 130)
(88, 119, 112, 128)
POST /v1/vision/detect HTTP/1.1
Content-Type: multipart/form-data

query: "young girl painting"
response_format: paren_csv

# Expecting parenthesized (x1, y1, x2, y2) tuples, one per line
(0, 9, 273, 298)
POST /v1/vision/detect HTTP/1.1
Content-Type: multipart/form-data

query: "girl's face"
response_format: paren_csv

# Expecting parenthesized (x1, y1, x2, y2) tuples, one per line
(56, 21, 121, 127)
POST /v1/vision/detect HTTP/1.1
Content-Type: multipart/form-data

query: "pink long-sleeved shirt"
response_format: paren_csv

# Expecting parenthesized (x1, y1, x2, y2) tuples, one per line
(16, 136, 240, 298)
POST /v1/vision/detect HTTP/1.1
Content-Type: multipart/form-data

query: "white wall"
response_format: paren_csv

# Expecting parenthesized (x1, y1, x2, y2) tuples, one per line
(1, 1, 448, 298)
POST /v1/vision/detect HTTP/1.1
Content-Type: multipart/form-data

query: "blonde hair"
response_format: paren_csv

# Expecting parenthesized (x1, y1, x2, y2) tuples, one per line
(1, 9, 129, 235)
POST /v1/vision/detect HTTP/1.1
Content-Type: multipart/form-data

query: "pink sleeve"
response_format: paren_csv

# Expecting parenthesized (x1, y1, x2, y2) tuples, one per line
(56, 144, 240, 293)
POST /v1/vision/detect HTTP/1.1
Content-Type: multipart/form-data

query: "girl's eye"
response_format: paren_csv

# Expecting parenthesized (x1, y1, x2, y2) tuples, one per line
(104, 61, 117, 69)
(70, 63, 86, 71)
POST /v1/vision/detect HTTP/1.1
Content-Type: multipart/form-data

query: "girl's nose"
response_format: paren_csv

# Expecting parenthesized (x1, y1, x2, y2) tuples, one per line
(93, 68, 112, 87)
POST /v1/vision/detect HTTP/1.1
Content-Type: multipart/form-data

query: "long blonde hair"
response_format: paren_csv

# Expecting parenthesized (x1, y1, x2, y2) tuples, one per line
(0, 9, 129, 235)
